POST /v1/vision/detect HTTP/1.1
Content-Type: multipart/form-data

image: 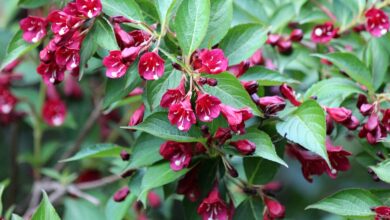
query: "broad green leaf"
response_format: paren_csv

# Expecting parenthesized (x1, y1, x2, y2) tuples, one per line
(234, 198, 263, 220)
(174, 0, 210, 55)
(306, 188, 381, 217)
(146, 68, 182, 110)
(31, 191, 61, 220)
(101, 0, 143, 21)
(103, 64, 142, 109)
(203, 72, 262, 116)
(124, 112, 205, 142)
(79, 28, 98, 80)
(0, 180, 9, 215)
(239, 66, 299, 86)
(18, 0, 50, 8)
(304, 78, 364, 107)
(219, 24, 268, 66)
(61, 143, 124, 162)
(125, 133, 164, 169)
(232, 0, 268, 25)
(105, 193, 136, 220)
(365, 38, 389, 90)
(313, 53, 374, 92)
(276, 100, 329, 164)
(64, 198, 105, 220)
(232, 128, 287, 166)
(0, 30, 40, 70)
(244, 157, 279, 184)
(154, 0, 177, 28)
(92, 17, 119, 51)
(369, 159, 390, 184)
(269, 3, 296, 32)
(139, 162, 188, 202)
(200, 0, 233, 47)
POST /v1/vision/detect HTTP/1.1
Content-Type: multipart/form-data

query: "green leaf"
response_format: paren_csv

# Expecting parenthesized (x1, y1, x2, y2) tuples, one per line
(269, 3, 296, 32)
(61, 143, 124, 162)
(313, 52, 374, 92)
(146, 68, 182, 110)
(103, 64, 142, 109)
(232, 0, 267, 25)
(11, 214, 24, 220)
(365, 38, 389, 90)
(31, 191, 61, 220)
(139, 162, 188, 202)
(306, 188, 382, 217)
(101, 0, 143, 21)
(200, 0, 233, 47)
(232, 128, 287, 166)
(105, 193, 136, 220)
(125, 133, 164, 169)
(79, 29, 98, 80)
(234, 198, 263, 220)
(18, 0, 50, 8)
(239, 66, 299, 86)
(174, 0, 210, 56)
(244, 157, 280, 184)
(0, 180, 9, 215)
(63, 198, 105, 220)
(92, 17, 119, 51)
(203, 72, 262, 116)
(0, 30, 41, 70)
(154, 0, 177, 28)
(369, 159, 390, 184)
(219, 24, 268, 66)
(276, 100, 329, 164)
(124, 112, 205, 142)
(304, 78, 364, 107)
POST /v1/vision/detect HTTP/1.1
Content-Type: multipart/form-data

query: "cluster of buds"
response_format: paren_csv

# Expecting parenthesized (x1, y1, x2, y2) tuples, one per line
(20, 0, 103, 84)
(357, 95, 389, 145)
(286, 138, 351, 182)
(266, 28, 304, 55)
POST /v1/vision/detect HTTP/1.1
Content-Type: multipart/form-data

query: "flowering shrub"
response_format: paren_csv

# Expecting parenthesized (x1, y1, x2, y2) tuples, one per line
(0, 0, 389, 219)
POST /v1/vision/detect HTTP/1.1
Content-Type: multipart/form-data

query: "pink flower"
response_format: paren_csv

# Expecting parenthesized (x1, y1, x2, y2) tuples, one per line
(195, 93, 221, 122)
(357, 95, 374, 116)
(177, 167, 201, 202)
(372, 206, 390, 220)
(160, 80, 186, 108)
(382, 109, 390, 132)
(263, 197, 285, 220)
(279, 83, 301, 106)
(241, 81, 259, 95)
(227, 61, 250, 78)
(42, 99, 67, 126)
(19, 16, 47, 43)
(258, 96, 286, 115)
(114, 23, 135, 49)
(0, 87, 18, 114)
(311, 22, 338, 44)
(220, 104, 253, 134)
(168, 98, 196, 131)
(248, 49, 264, 66)
(267, 34, 281, 46)
(103, 50, 129, 78)
(365, 8, 389, 37)
(326, 107, 352, 123)
(55, 47, 80, 71)
(159, 141, 193, 171)
(128, 104, 145, 126)
(37, 62, 66, 85)
(76, 0, 102, 18)
(129, 30, 151, 47)
(138, 52, 165, 80)
(213, 127, 232, 145)
(197, 185, 230, 220)
(193, 49, 228, 74)
(147, 191, 161, 208)
(359, 114, 387, 144)
(229, 139, 256, 155)
(113, 186, 130, 202)
(47, 10, 82, 36)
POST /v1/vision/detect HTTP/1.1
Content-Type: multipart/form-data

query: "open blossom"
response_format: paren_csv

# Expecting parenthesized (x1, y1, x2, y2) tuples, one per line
(76, 0, 102, 18)
(47, 10, 82, 36)
(37, 62, 66, 85)
(138, 52, 165, 80)
(42, 99, 67, 127)
(103, 51, 129, 78)
(55, 47, 80, 71)
(0, 87, 18, 114)
(128, 104, 145, 126)
(279, 83, 301, 106)
(372, 206, 390, 220)
(160, 141, 193, 171)
(229, 139, 256, 155)
(160, 81, 186, 108)
(193, 49, 228, 74)
(359, 114, 387, 144)
(197, 185, 230, 220)
(311, 22, 337, 43)
(195, 93, 221, 122)
(365, 8, 390, 37)
(220, 104, 253, 134)
(177, 167, 201, 202)
(382, 109, 390, 132)
(168, 97, 196, 131)
(258, 96, 286, 115)
(19, 16, 47, 43)
(263, 197, 285, 220)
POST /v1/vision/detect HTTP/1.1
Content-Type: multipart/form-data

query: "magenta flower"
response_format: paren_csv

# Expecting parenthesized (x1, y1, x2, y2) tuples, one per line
(47, 10, 82, 36)
(128, 104, 145, 126)
(194, 49, 228, 74)
(55, 47, 80, 71)
(382, 109, 390, 132)
(213, 127, 232, 145)
(258, 96, 286, 115)
(276, 38, 293, 55)
(220, 104, 253, 134)
(372, 206, 390, 220)
(248, 49, 264, 66)
(37, 62, 66, 85)
(159, 141, 193, 171)
(160, 81, 186, 108)
(311, 22, 337, 44)
(147, 191, 161, 208)
(279, 83, 301, 106)
(0, 87, 18, 114)
(138, 52, 165, 80)
(103, 50, 129, 78)
(113, 186, 130, 202)
(19, 16, 47, 43)
(76, 0, 102, 18)
(195, 93, 221, 122)
(263, 197, 285, 220)
(365, 8, 390, 37)
(359, 114, 387, 144)
(114, 23, 135, 49)
(229, 139, 256, 155)
(177, 167, 201, 202)
(129, 30, 151, 47)
(326, 107, 352, 123)
(168, 97, 196, 131)
(197, 185, 230, 220)
(42, 99, 67, 127)
(227, 61, 250, 78)
(289, 29, 304, 42)
(241, 81, 259, 95)
(357, 95, 374, 116)
(267, 34, 282, 46)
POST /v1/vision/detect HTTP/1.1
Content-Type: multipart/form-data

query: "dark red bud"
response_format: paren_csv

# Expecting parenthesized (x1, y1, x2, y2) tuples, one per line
(276, 39, 293, 55)
(267, 34, 281, 46)
(376, 151, 386, 160)
(120, 150, 130, 161)
(121, 169, 136, 178)
(114, 187, 130, 202)
(242, 81, 259, 94)
(172, 63, 183, 71)
(342, 116, 360, 131)
(290, 29, 304, 42)
(326, 114, 334, 135)
(207, 78, 218, 86)
(201, 125, 210, 136)
(198, 77, 207, 85)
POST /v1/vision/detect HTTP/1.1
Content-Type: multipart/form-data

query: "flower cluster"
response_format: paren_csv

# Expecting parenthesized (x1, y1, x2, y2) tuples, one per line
(159, 141, 205, 171)
(266, 28, 304, 55)
(365, 8, 390, 37)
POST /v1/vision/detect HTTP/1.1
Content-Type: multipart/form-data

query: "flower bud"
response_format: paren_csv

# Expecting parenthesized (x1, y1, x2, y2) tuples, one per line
(277, 39, 293, 55)
(290, 29, 304, 42)
(147, 191, 161, 208)
(267, 34, 281, 46)
(241, 81, 258, 95)
(326, 107, 352, 123)
(279, 83, 301, 106)
(229, 139, 256, 155)
(120, 150, 130, 161)
(207, 78, 218, 86)
(258, 96, 286, 115)
(114, 187, 130, 202)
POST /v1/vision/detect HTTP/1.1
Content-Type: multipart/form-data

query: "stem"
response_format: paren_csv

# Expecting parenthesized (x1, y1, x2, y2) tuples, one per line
(311, 0, 337, 23)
